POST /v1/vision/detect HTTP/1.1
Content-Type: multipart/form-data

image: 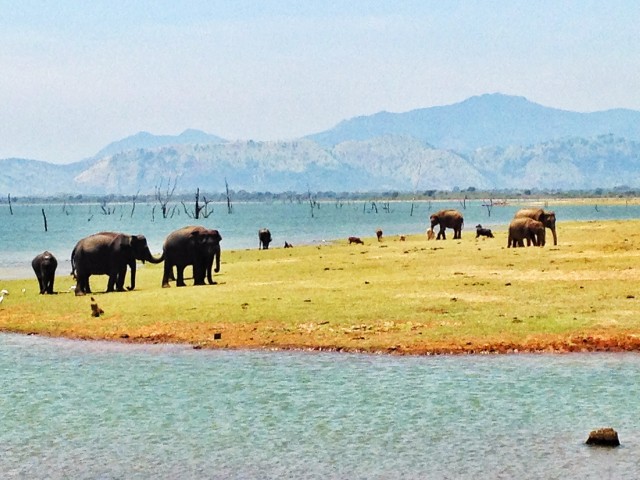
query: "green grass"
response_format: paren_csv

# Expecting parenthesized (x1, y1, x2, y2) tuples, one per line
(3, 219, 640, 354)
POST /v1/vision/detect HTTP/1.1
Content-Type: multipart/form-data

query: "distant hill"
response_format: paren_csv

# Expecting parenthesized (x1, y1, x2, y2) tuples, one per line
(306, 93, 640, 152)
(93, 129, 226, 159)
(3, 94, 640, 196)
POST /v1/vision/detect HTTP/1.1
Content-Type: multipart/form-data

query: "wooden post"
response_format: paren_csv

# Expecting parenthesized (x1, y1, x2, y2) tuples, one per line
(41, 208, 48, 232)
(8, 194, 13, 215)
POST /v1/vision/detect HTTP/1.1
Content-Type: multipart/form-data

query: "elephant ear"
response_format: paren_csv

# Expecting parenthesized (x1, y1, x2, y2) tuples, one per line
(189, 230, 203, 244)
(129, 235, 145, 247)
(119, 235, 132, 247)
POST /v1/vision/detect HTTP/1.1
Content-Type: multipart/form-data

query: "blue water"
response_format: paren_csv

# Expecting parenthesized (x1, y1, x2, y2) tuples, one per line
(3, 199, 640, 478)
(1, 333, 639, 478)
(1, 199, 638, 278)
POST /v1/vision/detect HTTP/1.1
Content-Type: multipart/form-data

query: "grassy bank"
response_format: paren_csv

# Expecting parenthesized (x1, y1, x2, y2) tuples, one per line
(2, 220, 640, 354)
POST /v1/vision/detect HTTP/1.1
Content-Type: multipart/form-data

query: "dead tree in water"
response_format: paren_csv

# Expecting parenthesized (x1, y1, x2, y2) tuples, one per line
(155, 177, 178, 219)
(41, 208, 48, 232)
(307, 185, 319, 218)
(130, 190, 140, 218)
(181, 188, 213, 219)
(8, 194, 13, 215)
(225, 178, 233, 214)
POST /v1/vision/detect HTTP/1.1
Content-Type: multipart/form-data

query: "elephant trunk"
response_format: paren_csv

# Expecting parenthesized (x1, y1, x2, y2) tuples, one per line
(129, 262, 136, 291)
(143, 250, 164, 264)
(550, 227, 557, 246)
(214, 249, 221, 273)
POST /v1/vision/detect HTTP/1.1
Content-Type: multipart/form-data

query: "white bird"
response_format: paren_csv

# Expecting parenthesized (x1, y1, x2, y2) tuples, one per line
(0, 289, 8, 295)
(21, 288, 26, 294)
(0, 295, 4, 304)
(68, 285, 76, 291)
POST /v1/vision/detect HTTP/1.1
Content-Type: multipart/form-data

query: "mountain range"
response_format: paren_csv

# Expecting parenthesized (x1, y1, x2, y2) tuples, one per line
(3, 93, 640, 196)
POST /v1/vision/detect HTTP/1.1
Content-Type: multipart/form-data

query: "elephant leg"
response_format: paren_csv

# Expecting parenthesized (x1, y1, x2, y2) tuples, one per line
(193, 264, 205, 286)
(47, 276, 54, 294)
(127, 262, 136, 291)
(75, 274, 89, 296)
(106, 274, 116, 292)
(176, 266, 187, 287)
(162, 263, 173, 288)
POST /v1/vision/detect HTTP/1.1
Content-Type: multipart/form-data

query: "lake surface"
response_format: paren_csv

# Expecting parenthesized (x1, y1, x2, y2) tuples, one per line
(1, 198, 639, 279)
(3, 199, 640, 478)
(1, 333, 639, 479)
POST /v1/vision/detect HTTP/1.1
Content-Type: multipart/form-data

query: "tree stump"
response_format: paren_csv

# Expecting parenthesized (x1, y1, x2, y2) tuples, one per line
(585, 427, 620, 447)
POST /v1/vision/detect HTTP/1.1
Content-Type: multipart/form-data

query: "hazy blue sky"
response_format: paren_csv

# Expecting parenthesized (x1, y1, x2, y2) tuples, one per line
(1, 1, 638, 163)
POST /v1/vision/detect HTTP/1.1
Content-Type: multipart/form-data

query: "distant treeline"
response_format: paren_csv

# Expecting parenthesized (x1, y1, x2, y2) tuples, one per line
(2, 187, 638, 205)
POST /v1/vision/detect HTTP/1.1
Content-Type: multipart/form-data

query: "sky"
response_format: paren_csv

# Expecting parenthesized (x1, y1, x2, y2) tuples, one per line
(1, 1, 639, 164)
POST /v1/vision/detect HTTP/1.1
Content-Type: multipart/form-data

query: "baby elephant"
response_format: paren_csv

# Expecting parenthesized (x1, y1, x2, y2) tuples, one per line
(32, 251, 58, 294)
(475, 224, 494, 238)
(348, 236, 364, 245)
(258, 228, 272, 250)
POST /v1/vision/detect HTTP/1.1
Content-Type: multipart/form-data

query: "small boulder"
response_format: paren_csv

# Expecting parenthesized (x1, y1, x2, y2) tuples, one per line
(585, 427, 620, 447)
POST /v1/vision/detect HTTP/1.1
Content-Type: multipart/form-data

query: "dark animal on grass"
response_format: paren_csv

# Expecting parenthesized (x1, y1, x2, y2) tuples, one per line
(376, 229, 383, 241)
(429, 209, 464, 240)
(258, 228, 272, 250)
(161, 226, 222, 287)
(284, 241, 293, 248)
(475, 224, 494, 238)
(507, 218, 545, 248)
(348, 236, 364, 245)
(514, 208, 557, 245)
(32, 250, 57, 294)
(90, 297, 104, 317)
(71, 232, 163, 296)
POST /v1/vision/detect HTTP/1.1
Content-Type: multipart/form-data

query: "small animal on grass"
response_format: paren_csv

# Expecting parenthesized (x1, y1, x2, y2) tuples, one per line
(475, 224, 494, 238)
(399, 236, 406, 241)
(90, 297, 104, 317)
(32, 250, 58, 294)
(426, 228, 435, 240)
(284, 241, 293, 248)
(348, 236, 364, 245)
(376, 229, 383, 242)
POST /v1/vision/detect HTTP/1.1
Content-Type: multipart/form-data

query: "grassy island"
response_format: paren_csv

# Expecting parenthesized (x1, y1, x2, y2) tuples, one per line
(2, 219, 640, 354)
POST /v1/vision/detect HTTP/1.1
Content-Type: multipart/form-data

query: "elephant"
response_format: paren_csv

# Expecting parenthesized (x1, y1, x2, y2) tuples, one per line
(258, 228, 272, 250)
(71, 232, 163, 296)
(161, 226, 222, 287)
(507, 218, 545, 248)
(514, 208, 557, 245)
(430, 209, 464, 240)
(32, 251, 57, 294)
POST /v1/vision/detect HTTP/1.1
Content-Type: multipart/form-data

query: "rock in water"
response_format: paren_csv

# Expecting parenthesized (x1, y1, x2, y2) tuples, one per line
(585, 427, 620, 447)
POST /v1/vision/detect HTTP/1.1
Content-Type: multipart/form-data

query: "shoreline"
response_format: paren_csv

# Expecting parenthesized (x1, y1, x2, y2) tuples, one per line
(3, 327, 639, 356)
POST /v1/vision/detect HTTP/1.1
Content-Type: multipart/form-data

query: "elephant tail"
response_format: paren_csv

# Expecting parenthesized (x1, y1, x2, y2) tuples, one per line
(70, 248, 77, 279)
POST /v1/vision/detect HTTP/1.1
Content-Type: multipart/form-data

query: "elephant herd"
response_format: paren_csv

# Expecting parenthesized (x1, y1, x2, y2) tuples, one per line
(428, 207, 557, 247)
(31, 225, 224, 296)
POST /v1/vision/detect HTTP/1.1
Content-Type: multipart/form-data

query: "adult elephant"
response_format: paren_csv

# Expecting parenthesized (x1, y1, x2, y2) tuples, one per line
(161, 226, 222, 287)
(32, 251, 57, 294)
(430, 209, 464, 240)
(71, 232, 163, 296)
(508, 218, 545, 248)
(514, 208, 557, 245)
(258, 228, 272, 250)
